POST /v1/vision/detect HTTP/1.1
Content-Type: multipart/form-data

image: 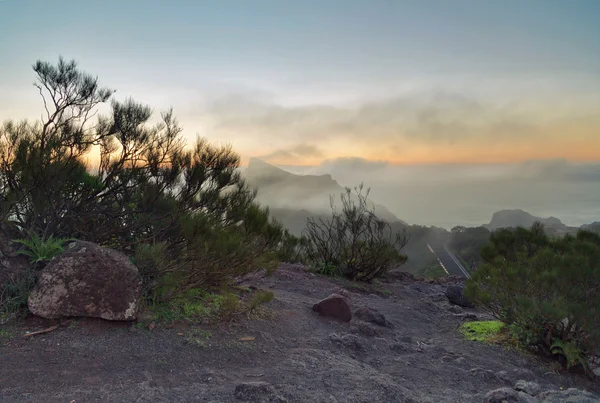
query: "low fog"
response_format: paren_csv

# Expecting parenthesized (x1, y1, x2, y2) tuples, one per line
(244, 158, 600, 230)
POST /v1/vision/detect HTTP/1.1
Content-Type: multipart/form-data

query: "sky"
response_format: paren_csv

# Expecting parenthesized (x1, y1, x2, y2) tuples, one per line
(1, 0, 599, 167)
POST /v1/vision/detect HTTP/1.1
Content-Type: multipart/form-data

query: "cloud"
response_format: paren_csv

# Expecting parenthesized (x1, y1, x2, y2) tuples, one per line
(512, 159, 600, 182)
(259, 143, 324, 163)
(207, 90, 541, 144)
(320, 157, 389, 172)
(192, 87, 600, 164)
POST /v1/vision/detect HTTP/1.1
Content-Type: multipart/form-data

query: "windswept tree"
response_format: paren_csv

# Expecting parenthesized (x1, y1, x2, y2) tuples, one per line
(302, 184, 409, 281)
(0, 57, 294, 299)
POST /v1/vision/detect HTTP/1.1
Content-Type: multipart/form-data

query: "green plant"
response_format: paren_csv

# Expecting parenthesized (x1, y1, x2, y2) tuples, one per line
(183, 328, 212, 348)
(313, 262, 339, 277)
(219, 292, 241, 320)
(248, 290, 274, 312)
(459, 320, 505, 342)
(303, 184, 409, 282)
(550, 339, 589, 372)
(0, 269, 38, 317)
(14, 234, 73, 263)
(0, 328, 12, 338)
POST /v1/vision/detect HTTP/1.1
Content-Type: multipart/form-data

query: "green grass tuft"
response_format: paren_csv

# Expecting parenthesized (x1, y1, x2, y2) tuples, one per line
(459, 320, 505, 343)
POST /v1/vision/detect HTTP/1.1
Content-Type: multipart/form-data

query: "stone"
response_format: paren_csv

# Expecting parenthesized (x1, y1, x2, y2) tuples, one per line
(329, 333, 364, 352)
(447, 304, 463, 314)
(234, 381, 287, 402)
(312, 294, 352, 322)
(354, 306, 390, 327)
(356, 322, 378, 337)
(512, 368, 536, 381)
(469, 367, 498, 381)
(445, 285, 474, 308)
(484, 387, 520, 403)
(332, 287, 350, 298)
(28, 241, 142, 321)
(514, 380, 541, 396)
(517, 392, 539, 403)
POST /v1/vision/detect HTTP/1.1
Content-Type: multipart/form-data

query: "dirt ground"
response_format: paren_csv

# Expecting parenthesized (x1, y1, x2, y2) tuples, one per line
(1, 264, 598, 402)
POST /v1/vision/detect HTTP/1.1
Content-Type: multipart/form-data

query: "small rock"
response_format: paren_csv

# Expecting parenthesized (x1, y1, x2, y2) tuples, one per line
(354, 307, 390, 327)
(453, 312, 479, 321)
(390, 342, 413, 354)
(445, 285, 474, 308)
(329, 333, 364, 352)
(399, 335, 413, 344)
(514, 380, 541, 396)
(454, 357, 466, 365)
(484, 387, 520, 403)
(496, 370, 511, 383)
(469, 367, 498, 381)
(355, 322, 378, 337)
(409, 284, 423, 293)
(234, 381, 287, 402)
(517, 392, 539, 403)
(332, 288, 350, 298)
(312, 294, 352, 322)
(512, 368, 536, 381)
(447, 305, 463, 314)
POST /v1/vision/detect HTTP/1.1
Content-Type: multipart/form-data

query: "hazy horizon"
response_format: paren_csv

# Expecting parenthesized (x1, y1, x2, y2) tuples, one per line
(245, 158, 600, 229)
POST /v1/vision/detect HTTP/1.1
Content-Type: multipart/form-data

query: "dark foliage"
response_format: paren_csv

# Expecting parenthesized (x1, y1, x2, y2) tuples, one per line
(302, 184, 409, 282)
(0, 57, 292, 301)
(465, 222, 600, 372)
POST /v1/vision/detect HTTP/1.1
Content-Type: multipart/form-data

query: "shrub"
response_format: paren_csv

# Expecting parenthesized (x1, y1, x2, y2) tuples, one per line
(248, 290, 274, 312)
(302, 184, 408, 282)
(0, 269, 37, 318)
(0, 57, 287, 302)
(465, 223, 600, 372)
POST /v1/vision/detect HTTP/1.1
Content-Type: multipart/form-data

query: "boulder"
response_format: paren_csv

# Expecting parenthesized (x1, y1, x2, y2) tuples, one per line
(312, 293, 352, 322)
(28, 241, 142, 321)
(445, 285, 474, 308)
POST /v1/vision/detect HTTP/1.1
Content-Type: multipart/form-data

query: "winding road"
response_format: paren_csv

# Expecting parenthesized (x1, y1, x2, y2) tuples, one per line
(427, 242, 471, 279)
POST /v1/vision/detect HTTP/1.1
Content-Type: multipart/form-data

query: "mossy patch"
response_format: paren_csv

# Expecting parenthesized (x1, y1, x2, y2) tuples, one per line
(459, 320, 505, 343)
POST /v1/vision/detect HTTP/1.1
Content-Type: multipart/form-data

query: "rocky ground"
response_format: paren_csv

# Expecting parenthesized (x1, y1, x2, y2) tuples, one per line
(1, 263, 598, 402)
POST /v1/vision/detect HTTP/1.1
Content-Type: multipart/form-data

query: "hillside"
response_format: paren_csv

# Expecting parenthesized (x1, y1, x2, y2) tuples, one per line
(243, 160, 447, 277)
(2, 264, 598, 402)
(243, 158, 403, 231)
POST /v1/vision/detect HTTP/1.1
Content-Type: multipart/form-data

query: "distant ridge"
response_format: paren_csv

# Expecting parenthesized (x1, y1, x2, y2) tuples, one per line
(482, 209, 600, 236)
(483, 209, 565, 230)
(243, 158, 405, 234)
